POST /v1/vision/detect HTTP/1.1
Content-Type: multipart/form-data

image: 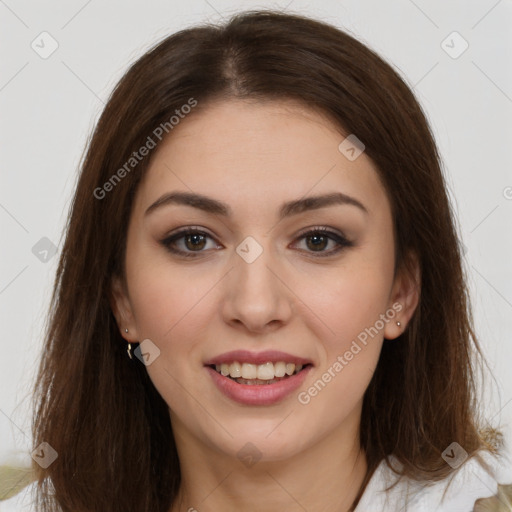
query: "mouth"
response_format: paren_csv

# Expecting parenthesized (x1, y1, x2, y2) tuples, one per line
(207, 361, 312, 386)
(204, 351, 314, 405)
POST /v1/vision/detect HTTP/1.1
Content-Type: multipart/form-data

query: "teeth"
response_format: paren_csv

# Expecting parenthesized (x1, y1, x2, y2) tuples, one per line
(257, 362, 274, 380)
(230, 361, 242, 378)
(213, 361, 305, 380)
(274, 361, 286, 378)
(241, 363, 257, 379)
(285, 363, 295, 376)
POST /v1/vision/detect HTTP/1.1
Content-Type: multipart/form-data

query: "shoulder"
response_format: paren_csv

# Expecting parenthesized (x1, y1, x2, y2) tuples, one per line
(0, 482, 37, 512)
(355, 433, 512, 511)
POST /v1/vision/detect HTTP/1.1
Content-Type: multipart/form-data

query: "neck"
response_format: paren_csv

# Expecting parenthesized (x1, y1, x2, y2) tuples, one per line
(170, 421, 368, 512)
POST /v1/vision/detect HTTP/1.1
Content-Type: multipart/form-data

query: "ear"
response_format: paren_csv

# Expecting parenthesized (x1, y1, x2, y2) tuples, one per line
(383, 251, 421, 341)
(109, 274, 140, 342)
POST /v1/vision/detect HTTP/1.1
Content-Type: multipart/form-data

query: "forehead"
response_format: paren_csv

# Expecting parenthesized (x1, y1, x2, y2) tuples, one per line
(135, 99, 390, 219)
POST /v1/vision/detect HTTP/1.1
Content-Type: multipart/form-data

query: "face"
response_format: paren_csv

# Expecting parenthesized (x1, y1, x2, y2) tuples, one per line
(111, 99, 418, 464)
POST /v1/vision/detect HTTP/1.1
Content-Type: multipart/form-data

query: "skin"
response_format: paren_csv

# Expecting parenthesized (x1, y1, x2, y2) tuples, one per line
(110, 98, 420, 512)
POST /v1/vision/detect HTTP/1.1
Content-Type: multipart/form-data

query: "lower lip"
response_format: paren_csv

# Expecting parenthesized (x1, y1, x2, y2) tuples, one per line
(205, 365, 312, 406)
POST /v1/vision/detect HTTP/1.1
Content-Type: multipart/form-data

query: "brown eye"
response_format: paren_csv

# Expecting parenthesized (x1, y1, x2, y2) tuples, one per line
(161, 228, 219, 257)
(294, 228, 354, 257)
(161, 226, 353, 259)
(183, 233, 207, 251)
(305, 233, 329, 251)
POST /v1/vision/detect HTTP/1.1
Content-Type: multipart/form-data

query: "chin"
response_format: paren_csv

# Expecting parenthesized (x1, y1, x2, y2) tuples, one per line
(195, 417, 313, 463)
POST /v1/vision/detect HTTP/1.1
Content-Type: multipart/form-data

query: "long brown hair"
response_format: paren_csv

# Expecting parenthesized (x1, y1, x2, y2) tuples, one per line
(31, 9, 500, 511)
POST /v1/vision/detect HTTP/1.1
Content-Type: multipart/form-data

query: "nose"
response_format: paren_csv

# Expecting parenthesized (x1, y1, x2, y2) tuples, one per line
(221, 241, 294, 334)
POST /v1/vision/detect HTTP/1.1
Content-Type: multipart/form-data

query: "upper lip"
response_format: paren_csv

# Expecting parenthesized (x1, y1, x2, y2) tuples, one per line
(204, 350, 313, 366)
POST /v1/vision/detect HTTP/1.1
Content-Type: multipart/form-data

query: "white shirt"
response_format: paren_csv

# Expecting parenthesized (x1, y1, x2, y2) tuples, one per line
(2, 443, 511, 511)
(354, 444, 512, 511)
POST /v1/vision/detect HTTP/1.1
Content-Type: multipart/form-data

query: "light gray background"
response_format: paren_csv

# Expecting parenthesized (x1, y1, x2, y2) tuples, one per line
(1, 0, 511, 468)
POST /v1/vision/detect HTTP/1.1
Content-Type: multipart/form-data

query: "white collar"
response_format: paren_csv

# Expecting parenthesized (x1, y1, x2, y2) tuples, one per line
(355, 445, 512, 511)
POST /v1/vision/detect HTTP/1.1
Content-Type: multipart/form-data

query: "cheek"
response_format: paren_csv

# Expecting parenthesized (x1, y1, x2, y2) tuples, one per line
(125, 257, 214, 412)
(303, 257, 394, 351)
(126, 243, 216, 343)
(303, 244, 394, 412)
(296, 269, 389, 420)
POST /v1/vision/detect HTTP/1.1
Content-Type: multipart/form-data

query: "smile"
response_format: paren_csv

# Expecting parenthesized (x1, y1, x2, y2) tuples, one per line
(210, 361, 307, 385)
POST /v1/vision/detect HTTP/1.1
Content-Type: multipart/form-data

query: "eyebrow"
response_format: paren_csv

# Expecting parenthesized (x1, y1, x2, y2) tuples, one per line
(144, 191, 368, 219)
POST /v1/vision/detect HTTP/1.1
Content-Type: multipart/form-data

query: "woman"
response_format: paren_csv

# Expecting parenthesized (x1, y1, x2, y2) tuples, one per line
(3, 9, 511, 512)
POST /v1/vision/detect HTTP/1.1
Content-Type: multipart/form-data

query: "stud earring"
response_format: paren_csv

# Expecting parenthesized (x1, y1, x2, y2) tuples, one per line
(396, 321, 401, 327)
(125, 328, 129, 333)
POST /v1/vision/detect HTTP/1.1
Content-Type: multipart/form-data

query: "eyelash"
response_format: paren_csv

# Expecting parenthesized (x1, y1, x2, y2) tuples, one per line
(160, 226, 354, 259)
